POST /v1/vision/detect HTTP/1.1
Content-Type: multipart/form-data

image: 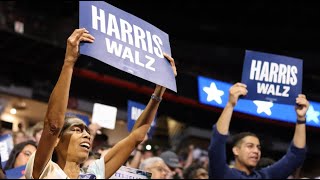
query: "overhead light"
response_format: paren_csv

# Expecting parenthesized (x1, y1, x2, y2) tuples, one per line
(145, 144, 152, 151)
(10, 108, 17, 115)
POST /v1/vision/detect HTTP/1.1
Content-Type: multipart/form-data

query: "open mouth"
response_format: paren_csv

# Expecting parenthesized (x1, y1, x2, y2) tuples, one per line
(80, 142, 91, 150)
(249, 157, 259, 161)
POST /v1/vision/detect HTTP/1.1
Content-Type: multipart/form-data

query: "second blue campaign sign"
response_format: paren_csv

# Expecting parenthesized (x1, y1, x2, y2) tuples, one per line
(79, 1, 177, 92)
(127, 100, 156, 139)
(241, 50, 303, 105)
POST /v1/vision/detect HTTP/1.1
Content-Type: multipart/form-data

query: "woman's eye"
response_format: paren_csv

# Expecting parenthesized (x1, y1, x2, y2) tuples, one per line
(73, 127, 82, 133)
(23, 151, 32, 157)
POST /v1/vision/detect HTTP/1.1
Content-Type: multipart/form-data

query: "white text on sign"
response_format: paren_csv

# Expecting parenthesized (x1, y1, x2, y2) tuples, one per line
(249, 60, 298, 97)
(92, 5, 163, 72)
(131, 106, 143, 121)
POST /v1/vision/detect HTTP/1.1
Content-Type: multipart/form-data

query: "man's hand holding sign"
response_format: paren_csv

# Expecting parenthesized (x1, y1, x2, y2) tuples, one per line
(208, 50, 308, 179)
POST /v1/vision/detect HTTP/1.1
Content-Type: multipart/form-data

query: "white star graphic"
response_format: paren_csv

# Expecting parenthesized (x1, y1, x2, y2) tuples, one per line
(253, 100, 274, 116)
(203, 82, 224, 104)
(306, 105, 320, 124)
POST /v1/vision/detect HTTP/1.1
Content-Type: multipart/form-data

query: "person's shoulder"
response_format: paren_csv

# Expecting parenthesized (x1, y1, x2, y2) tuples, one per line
(25, 152, 37, 178)
(25, 151, 66, 179)
(86, 158, 105, 179)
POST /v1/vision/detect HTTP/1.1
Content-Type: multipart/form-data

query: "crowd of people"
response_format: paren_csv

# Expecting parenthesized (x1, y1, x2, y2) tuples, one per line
(0, 28, 314, 179)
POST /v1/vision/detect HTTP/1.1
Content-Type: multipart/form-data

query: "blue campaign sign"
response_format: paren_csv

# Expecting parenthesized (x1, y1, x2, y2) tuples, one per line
(198, 75, 320, 128)
(79, 1, 177, 92)
(1, 161, 6, 169)
(127, 100, 156, 139)
(241, 50, 303, 105)
(0, 134, 14, 163)
(5, 165, 26, 179)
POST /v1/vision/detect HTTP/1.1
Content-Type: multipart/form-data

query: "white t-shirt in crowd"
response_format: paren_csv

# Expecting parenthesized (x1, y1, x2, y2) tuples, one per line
(25, 152, 105, 179)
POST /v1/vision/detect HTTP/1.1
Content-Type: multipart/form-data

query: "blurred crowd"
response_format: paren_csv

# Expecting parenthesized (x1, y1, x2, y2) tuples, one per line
(0, 1, 318, 179)
(0, 121, 210, 179)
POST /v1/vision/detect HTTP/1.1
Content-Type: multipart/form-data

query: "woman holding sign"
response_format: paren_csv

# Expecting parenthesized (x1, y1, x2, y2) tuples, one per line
(24, 28, 177, 179)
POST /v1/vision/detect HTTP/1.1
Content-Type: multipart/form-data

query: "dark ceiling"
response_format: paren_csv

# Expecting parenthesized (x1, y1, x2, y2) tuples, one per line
(1, 1, 320, 155)
(16, 1, 320, 97)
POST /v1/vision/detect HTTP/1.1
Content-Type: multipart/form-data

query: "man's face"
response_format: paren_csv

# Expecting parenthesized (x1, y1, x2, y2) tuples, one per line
(233, 136, 261, 169)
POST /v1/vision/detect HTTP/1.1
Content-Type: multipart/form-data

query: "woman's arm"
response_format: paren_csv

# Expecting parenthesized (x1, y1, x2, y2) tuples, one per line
(103, 53, 177, 178)
(32, 28, 94, 179)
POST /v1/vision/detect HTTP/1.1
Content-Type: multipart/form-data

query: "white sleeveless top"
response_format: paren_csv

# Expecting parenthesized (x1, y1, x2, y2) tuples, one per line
(25, 152, 105, 179)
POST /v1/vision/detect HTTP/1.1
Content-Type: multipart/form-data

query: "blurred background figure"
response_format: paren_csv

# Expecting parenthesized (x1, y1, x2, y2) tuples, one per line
(81, 152, 100, 170)
(160, 150, 184, 179)
(30, 122, 43, 145)
(192, 147, 209, 170)
(139, 157, 171, 179)
(126, 135, 148, 169)
(0, 156, 6, 179)
(12, 130, 27, 145)
(4, 140, 36, 175)
(183, 163, 208, 179)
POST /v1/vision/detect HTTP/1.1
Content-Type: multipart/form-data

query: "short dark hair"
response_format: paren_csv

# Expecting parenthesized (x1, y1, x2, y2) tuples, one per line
(232, 132, 259, 147)
(183, 163, 206, 179)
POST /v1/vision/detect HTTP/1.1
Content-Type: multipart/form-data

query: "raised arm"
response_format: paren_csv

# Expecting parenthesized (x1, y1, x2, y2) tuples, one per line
(208, 82, 247, 179)
(103, 53, 177, 178)
(293, 94, 309, 148)
(32, 28, 94, 178)
(183, 144, 194, 169)
(216, 83, 247, 134)
(126, 135, 148, 169)
(260, 94, 308, 179)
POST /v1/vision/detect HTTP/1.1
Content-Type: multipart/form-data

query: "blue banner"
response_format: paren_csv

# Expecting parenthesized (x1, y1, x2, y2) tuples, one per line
(241, 50, 303, 105)
(79, 1, 177, 92)
(198, 75, 320, 128)
(5, 165, 26, 179)
(127, 100, 156, 139)
(0, 134, 14, 163)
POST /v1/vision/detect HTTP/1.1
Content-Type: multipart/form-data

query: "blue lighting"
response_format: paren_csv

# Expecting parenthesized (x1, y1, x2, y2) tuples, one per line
(198, 76, 320, 128)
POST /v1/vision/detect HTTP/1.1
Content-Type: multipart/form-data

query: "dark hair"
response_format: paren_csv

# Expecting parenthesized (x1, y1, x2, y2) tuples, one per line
(183, 163, 206, 179)
(232, 132, 259, 147)
(4, 140, 37, 170)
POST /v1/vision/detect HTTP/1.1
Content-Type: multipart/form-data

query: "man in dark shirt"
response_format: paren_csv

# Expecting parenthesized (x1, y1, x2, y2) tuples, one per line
(208, 83, 308, 179)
